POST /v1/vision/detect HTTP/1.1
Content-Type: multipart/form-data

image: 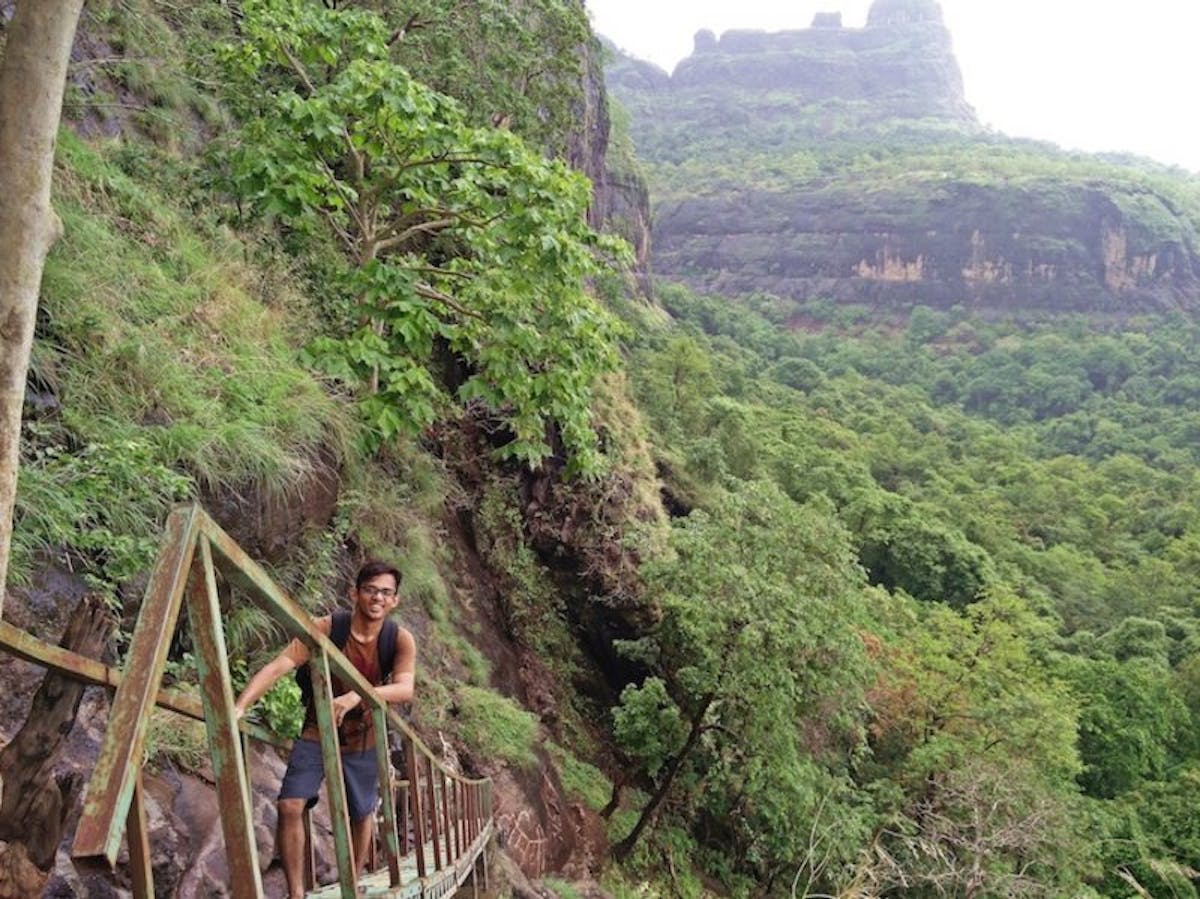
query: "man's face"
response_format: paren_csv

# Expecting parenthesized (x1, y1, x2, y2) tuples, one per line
(352, 573, 400, 621)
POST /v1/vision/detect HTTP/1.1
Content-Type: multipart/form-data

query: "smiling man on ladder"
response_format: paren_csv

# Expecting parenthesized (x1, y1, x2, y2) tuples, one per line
(235, 560, 416, 899)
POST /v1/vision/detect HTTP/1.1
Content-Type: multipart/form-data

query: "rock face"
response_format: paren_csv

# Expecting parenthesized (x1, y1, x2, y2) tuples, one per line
(570, 38, 653, 275)
(607, 0, 977, 165)
(654, 175, 1200, 312)
(603, 0, 1200, 313)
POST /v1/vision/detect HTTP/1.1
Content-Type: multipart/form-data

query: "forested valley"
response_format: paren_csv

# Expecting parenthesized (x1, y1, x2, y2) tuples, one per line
(1, 1, 1199, 898)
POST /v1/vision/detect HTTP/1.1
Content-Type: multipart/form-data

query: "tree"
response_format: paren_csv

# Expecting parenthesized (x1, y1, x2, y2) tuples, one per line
(858, 759, 1084, 899)
(610, 482, 869, 865)
(0, 595, 114, 896)
(859, 595, 1091, 896)
(369, 0, 592, 152)
(851, 493, 994, 608)
(218, 0, 625, 468)
(0, 0, 87, 614)
(1070, 655, 1189, 798)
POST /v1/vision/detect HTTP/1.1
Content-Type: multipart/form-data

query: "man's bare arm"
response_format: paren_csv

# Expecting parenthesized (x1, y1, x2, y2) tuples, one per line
(379, 627, 416, 704)
(332, 628, 416, 719)
(233, 650, 300, 720)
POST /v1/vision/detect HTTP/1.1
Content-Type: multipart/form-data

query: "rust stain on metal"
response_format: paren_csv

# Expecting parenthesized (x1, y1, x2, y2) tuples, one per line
(126, 772, 154, 898)
(310, 645, 357, 899)
(73, 503, 202, 864)
(426, 753, 443, 871)
(440, 769, 454, 864)
(406, 734, 428, 881)
(372, 705, 403, 887)
(188, 538, 264, 897)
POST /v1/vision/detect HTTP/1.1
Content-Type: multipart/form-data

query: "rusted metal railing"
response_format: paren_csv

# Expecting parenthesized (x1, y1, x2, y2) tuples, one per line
(0, 502, 494, 898)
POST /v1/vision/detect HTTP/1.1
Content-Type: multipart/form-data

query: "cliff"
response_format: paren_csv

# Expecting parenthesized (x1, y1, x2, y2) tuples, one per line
(672, 4, 975, 125)
(654, 164, 1200, 312)
(609, 0, 977, 167)
(0, 4, 661, 896)
(574, 38, 654, 275)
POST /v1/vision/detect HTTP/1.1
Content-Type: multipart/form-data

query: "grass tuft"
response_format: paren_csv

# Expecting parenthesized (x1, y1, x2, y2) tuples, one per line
(452, 685, 539, 769)
(549, 742, 612, 811)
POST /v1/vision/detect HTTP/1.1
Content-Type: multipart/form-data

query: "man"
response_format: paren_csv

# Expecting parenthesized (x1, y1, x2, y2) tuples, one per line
(234, 560, 416, 899)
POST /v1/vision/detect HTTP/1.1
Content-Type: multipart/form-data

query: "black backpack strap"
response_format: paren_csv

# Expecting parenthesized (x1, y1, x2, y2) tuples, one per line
(378, 618, 398, 684)
(329, 608, 352, 649)
(295, 609, 353, 704)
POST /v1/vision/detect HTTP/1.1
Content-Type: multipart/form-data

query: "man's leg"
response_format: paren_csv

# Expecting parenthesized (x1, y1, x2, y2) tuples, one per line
(351, 813, 375, 875)
(342, 749, 380, 876)
(277, 740, 324, 899)
(277, 798, 309, 899)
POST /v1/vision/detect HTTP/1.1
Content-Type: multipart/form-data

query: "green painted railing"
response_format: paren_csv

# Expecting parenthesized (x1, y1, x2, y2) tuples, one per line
(0, 503, 493, 898)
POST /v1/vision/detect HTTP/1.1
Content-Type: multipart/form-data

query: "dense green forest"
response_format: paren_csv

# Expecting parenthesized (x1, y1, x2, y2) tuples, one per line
(4, 1, 1200, 897)
(611, 280, 1200, 894)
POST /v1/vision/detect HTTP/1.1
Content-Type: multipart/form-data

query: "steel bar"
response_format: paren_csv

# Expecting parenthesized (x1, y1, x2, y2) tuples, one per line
(440, 769, 454, 864)
(73, 504, 201, 865)
(405, 736, 427, 880)
(482, 832, 490, 891)
(188, 538, 263, 898)
(372, 704, 402, 887)
(453, 779, 463, 861)
(426, 754, 443, 870)
(311, 646, 357, 899)
(0, 619, 283, 747)
(459, 780, 468, 858)
(398, 781, 410, 856)
(127, 771, 154, 899)
(468, 786, 476, 846)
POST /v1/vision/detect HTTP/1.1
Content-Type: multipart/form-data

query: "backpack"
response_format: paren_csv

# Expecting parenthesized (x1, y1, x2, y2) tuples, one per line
(295, 609, 399, 709)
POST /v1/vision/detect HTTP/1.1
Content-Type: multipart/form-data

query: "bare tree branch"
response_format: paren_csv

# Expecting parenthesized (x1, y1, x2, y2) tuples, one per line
(413, 282, 484, 321)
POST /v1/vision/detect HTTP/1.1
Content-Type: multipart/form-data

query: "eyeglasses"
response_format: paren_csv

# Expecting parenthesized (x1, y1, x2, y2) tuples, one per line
(359, 586, 397, 599)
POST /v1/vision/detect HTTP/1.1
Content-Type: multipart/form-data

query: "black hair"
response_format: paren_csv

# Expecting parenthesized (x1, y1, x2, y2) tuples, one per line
(355, 559, 402, 590)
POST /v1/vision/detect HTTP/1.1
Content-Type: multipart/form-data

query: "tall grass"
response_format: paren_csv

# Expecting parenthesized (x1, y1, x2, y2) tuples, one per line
(452, 685, 539, 769)
(12, 132, 352, 597)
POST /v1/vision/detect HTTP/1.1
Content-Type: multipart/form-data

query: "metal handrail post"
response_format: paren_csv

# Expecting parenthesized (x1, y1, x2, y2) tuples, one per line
(426, 753, 443, 870)
(371, 705, 402, 887)
(127, 771, 154, 899)
(311, 646, 357, 899)
(189, 539, 263, 897)
(405, 735, 427, 879)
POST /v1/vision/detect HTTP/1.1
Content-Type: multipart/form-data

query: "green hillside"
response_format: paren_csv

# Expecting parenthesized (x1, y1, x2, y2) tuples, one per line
(2, 1, 1200, 897)
(604, 275, 1200, 896)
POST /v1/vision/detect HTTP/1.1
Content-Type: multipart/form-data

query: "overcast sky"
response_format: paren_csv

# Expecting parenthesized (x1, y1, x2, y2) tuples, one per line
(586, 0, 1200, 173)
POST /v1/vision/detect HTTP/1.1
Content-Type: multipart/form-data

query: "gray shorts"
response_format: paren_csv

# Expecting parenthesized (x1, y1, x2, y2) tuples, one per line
(278, 738, 379, 821)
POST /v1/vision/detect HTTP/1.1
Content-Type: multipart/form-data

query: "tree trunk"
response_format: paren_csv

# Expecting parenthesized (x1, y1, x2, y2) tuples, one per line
(0, 0, 85, 615)
(600, 778, 623, 820)
(612, 694, 713, 862)
(0, 594, 115, 897)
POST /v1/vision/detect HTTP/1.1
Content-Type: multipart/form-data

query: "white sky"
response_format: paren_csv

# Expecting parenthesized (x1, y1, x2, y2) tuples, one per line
(586, 0, 1200, 173)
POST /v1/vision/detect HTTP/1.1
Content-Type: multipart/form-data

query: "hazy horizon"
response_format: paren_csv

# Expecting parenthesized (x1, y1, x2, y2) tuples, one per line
(587, 0, 1200, 173)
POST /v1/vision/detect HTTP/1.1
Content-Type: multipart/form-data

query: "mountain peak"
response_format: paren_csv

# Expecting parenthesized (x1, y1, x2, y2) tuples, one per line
(867, 0, 947, 27)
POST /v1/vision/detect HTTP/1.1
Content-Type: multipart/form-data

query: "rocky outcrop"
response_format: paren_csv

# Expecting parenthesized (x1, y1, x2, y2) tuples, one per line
(570, 38, 654, 279)
(653, 176, 1200, 312)
(671, 13, 974, 126)
(604, 0, 977, 163)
